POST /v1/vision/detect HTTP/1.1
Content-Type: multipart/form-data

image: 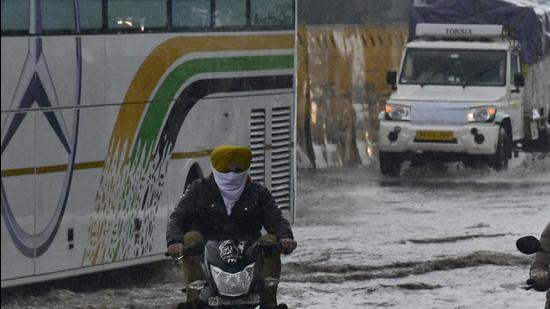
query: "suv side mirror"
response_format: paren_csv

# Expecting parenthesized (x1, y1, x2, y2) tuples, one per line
(513, 73, 525, 89)
(386, 70, 397, 90)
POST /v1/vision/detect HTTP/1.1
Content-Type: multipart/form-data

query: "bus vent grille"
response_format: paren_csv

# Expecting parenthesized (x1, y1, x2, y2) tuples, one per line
(271, 107, 291, 210)
(250, 109, 266, 185)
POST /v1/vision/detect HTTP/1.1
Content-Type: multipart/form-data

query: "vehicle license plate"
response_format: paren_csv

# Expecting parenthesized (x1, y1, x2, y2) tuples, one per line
(415, 130, 454, 141)
(209, 294, 260, 306)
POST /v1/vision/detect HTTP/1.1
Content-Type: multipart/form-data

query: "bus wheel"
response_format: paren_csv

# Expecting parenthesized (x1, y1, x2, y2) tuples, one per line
(184, 164, 202, 193)
(491, 126, 509, 171)
(379, 152, 402, 177)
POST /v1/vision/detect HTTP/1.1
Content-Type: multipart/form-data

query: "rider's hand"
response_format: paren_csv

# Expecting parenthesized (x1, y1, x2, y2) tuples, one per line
(530, 270, 550, 283)
(167, 243, 184, 257)
(280, 238, 297, 254)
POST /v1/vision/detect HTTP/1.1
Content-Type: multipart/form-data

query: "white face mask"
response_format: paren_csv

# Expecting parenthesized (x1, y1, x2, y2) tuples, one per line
(212, 168, 248, 215)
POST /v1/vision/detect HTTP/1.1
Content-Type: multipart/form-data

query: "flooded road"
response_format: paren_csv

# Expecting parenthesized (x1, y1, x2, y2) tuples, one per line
(2, 153, 549, 308)
(280, 152, 549, 308)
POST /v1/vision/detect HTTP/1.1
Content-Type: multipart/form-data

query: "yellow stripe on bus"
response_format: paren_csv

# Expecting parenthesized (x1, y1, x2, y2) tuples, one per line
(1, 144, 283, 177)
(1, 161, 105, 177)
(109, 34, 293, 161)
(170, 149, 213, 160)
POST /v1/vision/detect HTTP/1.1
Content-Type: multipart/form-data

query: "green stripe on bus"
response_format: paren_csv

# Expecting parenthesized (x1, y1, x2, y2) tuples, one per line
(130, 54, 293, 164)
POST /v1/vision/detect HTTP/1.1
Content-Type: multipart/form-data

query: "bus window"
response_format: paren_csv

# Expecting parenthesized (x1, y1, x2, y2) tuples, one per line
(1, 0, 30, 33)
(79, 0, 103, 31)
(250, 0, 293, 27)
(172, 0, 211, 28)
(42, 0, 76, 31)
(214, 0, 246, 27)
(108, 0, 167, 31)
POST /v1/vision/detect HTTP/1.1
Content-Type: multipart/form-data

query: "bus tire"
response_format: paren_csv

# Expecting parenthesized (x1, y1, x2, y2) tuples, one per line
(490, 126, 509, 171)
(184, 164, 203, 193)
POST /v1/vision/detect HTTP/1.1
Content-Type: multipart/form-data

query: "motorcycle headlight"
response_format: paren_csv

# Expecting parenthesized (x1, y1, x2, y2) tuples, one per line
(210, 263, 255, 297)
(385, 104, 411, 121)
(467, 106, 497, 123)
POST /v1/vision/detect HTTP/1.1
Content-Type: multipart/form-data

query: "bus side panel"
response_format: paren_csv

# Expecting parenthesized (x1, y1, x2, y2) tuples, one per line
(1, 37, 30, 113)
(0, 114, 36, 282)
(80, 37, 107, 107)
(77, 33, 173, 264)
(167, 95, 252, 217)
(69, 35, 108, 271)
(105, 33, 166, 107)
(270, 92, 295, 220)
(1, 37, 36, 283)
(170, 91, 294, 216)
(29, 35, 89, 275)
(33, 105, 108, 276)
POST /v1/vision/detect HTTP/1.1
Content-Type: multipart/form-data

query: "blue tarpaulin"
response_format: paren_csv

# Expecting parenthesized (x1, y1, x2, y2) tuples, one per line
(409, 0, 550, 64)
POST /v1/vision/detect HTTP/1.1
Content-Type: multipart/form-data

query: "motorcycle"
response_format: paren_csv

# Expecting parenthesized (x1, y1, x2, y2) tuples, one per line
(516, 235, 550, 292)
(168, 238, 288, 309)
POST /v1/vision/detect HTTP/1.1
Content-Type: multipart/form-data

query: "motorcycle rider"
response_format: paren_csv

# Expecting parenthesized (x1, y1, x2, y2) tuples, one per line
(530, 222, 550, 309)
(166, 145, 297, 309)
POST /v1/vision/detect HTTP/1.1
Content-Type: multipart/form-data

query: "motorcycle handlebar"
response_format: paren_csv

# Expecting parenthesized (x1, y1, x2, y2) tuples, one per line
(257, 240, 281, 249)
(164, 245, 202, 264)
(165, 239, 282, 263)
(524, 278, 550, 292)
(165, 251, 186, 265)
(527, 279, 537, 286)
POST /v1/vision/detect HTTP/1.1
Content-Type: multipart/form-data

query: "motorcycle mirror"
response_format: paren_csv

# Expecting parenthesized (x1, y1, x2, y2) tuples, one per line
(516, 236, 541, 255)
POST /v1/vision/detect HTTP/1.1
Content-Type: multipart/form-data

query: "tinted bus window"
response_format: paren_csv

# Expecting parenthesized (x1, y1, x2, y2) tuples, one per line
(80, 0, 103, 30)
(1, 0, 30, 32)
(42, 0, 76, 31)
(108, 0, 167, 30)
(251, 0, 293, 27)
(214, 0, 246, 27)
(172, 0, 211, 28)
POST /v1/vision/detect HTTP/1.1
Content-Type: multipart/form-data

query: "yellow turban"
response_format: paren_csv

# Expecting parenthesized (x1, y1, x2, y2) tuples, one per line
(210, 145, 252, 172)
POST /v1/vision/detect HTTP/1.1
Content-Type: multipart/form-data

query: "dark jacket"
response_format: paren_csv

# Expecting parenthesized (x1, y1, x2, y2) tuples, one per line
(166, 175, 293, 245)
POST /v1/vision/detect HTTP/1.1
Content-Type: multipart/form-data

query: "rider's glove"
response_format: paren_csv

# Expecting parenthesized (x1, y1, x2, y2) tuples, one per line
(280, 238, 297, 255)
(167, 243, 184, 257)
(529, 269, 550, 291)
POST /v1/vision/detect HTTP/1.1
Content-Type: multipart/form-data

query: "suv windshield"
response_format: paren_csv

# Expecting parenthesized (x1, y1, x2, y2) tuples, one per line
(399, 49, 507, 87)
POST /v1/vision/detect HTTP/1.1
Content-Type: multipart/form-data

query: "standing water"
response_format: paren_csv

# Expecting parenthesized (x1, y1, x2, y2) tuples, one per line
(2, 152, 549, 308)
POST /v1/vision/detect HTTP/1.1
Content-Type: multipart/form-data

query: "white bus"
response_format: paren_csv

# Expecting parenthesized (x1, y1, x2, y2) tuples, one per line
(1, 0, 296, 288)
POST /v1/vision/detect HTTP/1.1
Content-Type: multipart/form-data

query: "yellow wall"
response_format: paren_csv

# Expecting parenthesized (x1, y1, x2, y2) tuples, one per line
(297, 24, 408, 168)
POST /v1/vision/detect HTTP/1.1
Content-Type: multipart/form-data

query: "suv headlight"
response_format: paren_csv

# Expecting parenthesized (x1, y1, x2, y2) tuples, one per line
(467, 106, 497, 123)
(385, 104, 411, 121)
